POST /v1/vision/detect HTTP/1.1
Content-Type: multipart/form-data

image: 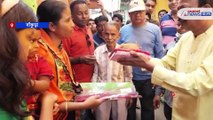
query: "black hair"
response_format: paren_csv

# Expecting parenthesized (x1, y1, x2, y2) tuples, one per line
(126, 20, 131, 24)
(158, 9, 168, 16)
(198, 0, 213, 7)
(94, 15, 108, 25)
(89, 18, 94, 21)
(70, 0, 87, 14)
(37, 0, 67, 32)
(0, 0, 36, 117)
(146, 12, 151, 21)
(112, 14, 123, 23)
(88, 18, 94, 25)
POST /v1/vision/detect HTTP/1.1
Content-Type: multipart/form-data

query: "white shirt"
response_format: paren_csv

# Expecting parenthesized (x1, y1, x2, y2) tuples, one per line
(92, 44, 132, 82)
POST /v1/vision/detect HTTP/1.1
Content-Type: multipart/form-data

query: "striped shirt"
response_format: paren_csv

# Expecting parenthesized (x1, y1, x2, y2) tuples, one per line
(160, 12, 177, 46)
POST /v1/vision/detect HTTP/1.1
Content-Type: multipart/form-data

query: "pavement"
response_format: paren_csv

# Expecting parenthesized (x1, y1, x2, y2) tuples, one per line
(136, 99, 166, 120)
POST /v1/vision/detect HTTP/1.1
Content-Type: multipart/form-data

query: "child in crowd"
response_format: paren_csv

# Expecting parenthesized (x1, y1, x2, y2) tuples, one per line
(92, 21, 132, 120)
(25, 29, 59, 120)
(0, 0, 56, 119)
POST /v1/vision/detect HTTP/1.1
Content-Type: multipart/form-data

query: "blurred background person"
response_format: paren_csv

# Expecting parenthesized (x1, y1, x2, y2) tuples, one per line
(88, 18, 97, 35)
(145, 0, 158, 22)
(112, 13, 124, 27)
(93, 15, 108, 48)
(160, 0, 178, 47)
(158, 9, 168, 21)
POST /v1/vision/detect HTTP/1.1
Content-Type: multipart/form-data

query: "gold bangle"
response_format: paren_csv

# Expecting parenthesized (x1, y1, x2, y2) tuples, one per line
(65, 102, 68, 112)
(31, 80, 36, 88)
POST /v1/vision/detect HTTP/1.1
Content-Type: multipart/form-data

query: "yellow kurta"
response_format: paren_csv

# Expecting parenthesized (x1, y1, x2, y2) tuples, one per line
(151, 25, 213, 120)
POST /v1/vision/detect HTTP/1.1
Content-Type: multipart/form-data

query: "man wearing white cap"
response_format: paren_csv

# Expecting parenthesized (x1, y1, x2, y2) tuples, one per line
(118, 0, 164, 120)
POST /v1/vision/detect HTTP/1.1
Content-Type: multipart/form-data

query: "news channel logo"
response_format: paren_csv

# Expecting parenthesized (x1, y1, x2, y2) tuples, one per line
(177, 8, 213, 20)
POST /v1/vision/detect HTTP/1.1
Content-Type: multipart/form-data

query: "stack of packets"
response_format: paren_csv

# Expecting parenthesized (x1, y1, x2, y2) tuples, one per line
(109, 48, 150, 61)
(75, 82, 141, 102)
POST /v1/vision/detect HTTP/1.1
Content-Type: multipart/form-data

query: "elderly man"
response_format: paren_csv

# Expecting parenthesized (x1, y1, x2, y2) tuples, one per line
(119, 0, 213, 120)
(118, 0, 164, 120)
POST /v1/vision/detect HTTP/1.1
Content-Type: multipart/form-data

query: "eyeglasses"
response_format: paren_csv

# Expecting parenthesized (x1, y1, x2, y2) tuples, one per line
(86, 34, 91, 47)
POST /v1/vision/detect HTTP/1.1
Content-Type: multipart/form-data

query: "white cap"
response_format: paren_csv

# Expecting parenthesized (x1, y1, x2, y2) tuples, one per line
(1, 0, 20, 16)
(128, 0, 146, 13)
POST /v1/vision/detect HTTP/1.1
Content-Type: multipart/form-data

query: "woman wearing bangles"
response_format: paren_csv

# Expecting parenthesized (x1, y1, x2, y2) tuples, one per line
(36, 1, 103, 120)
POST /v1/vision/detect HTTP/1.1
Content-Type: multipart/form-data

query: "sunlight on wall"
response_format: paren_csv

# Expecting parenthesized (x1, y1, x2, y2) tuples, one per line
(155, 0, 170, 21)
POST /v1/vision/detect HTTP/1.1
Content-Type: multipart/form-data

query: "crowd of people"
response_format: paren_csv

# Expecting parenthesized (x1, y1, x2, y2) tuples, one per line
(0, 0, 213, 120)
